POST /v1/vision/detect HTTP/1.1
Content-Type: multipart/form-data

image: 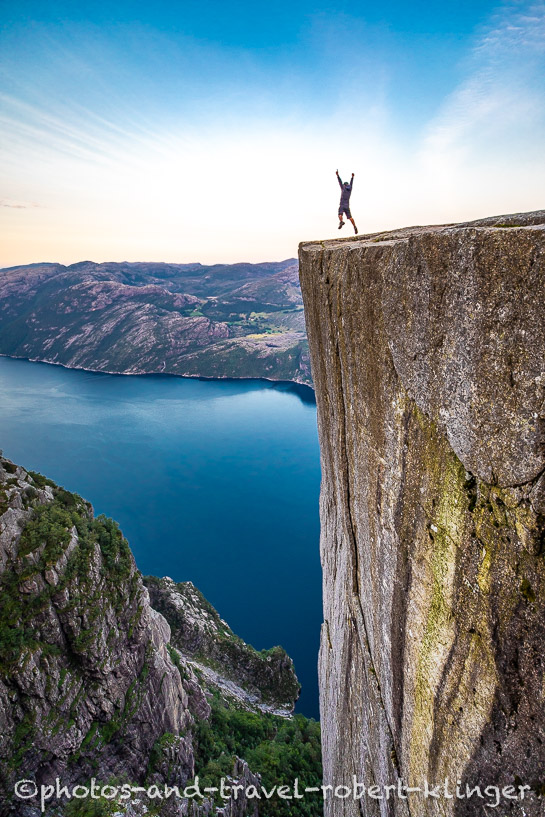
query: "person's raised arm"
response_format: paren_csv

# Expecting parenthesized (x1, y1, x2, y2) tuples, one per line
(349, 172, 354, 190)
(336, 169, 343, 189)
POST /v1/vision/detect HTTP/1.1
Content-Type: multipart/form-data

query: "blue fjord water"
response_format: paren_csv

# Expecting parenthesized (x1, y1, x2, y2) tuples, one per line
(0, 356, 322, 717)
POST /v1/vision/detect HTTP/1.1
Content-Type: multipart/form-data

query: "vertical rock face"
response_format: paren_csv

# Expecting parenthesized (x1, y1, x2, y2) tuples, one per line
(299, 212, 545, 817)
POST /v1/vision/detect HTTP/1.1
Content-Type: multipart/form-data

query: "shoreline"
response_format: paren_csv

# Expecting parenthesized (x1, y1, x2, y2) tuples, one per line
(0, 352, 316, 400)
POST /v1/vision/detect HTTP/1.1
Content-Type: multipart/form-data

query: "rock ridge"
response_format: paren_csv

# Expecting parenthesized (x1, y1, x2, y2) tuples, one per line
(0, 455, 301, 816)
(0, 259, 312, 387)
(144, 576, 300, 716)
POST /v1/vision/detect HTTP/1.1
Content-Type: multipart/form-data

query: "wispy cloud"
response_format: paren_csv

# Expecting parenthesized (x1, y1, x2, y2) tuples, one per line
(422, 1, 545, 164)
(0, 199, 40, 209)
(0, 1, 543, 266)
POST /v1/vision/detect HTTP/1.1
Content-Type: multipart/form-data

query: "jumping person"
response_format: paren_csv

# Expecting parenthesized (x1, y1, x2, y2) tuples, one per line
(336, 170, 358, 233)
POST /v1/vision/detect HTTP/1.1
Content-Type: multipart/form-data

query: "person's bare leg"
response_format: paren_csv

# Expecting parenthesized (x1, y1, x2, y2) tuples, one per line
(338, 213, 345, 229)
(349, 217, 358, 234)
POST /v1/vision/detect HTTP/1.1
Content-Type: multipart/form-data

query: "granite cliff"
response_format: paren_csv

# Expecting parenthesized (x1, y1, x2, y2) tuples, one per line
(299, 211, 545, 817)
(0, 260, 311, 387)
(0, 454, 317, 817)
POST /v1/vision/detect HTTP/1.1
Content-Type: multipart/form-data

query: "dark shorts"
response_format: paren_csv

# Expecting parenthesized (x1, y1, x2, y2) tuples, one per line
(339, 205, 351, 219)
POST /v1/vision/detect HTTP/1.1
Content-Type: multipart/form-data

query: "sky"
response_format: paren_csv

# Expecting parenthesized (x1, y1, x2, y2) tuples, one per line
(1, 0, 544, 266)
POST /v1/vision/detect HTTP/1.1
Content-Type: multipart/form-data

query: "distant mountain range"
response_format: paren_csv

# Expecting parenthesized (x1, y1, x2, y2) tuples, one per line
(0, 259, 312, 386)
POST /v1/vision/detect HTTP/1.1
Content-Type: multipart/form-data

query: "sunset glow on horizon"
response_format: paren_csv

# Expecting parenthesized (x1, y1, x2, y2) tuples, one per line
(1, 0, 544, 267)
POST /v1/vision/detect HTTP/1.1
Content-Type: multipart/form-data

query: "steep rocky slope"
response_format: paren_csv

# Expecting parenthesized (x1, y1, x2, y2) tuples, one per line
(299, 211, 545, 817)
(145, 577, 300, 715)
(0, 260, 311, 386)
(0, 455, 303, 816)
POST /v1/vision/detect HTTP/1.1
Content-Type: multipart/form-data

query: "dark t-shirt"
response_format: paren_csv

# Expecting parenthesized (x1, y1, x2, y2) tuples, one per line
(337, 175, 353, 206)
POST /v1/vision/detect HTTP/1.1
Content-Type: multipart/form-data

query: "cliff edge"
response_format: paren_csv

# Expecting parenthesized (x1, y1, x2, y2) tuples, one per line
(299, 211, 545, 817)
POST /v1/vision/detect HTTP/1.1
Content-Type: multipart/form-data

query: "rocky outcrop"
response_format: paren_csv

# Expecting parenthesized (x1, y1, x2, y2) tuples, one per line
(0, 457, 205, 814)
(0, 456, 301, 816)
(299, 212, 545, 817)
(145, 577, 300, 716)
